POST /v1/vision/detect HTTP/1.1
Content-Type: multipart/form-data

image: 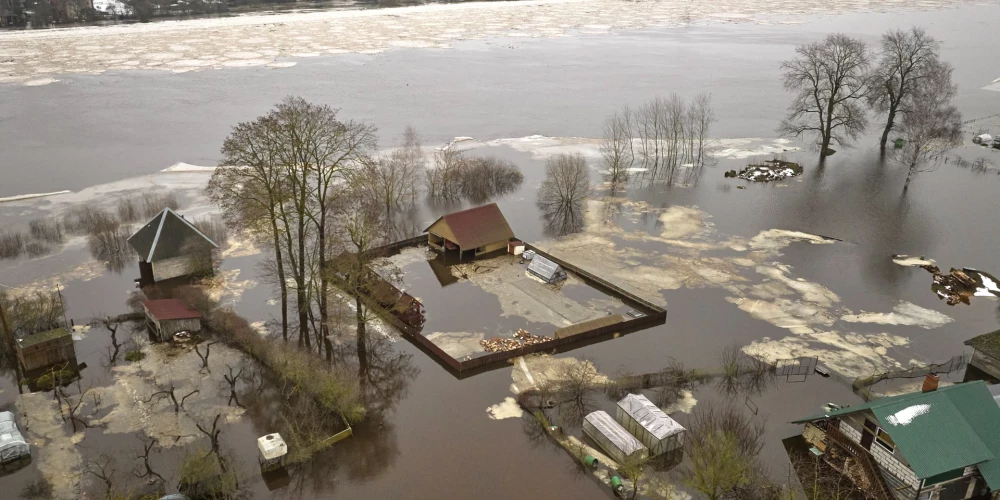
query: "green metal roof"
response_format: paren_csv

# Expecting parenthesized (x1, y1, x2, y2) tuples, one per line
(966, 329, 1000, 361)
(17, 327, 71, 348)
(792, 381, 1000, 490)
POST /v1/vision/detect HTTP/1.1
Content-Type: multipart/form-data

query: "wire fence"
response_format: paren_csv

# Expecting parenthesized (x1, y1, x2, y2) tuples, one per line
(852, 354, 967, 401)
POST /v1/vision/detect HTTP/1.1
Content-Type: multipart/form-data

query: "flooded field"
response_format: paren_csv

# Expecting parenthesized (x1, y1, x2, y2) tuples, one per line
(2, 0, 1000, 498)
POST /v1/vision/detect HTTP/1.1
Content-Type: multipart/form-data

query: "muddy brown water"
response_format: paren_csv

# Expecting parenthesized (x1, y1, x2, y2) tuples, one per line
(2, 3, 1000, 498)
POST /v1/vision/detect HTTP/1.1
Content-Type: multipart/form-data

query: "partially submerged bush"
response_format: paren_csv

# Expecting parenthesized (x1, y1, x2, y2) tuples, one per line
(0, 231, 25, 260)
(116, 194, 141, 223)
(29, 219, 63, 244)
(178, 448, 243, 499)
(24, 241, 51, 258)
(124, 349, 145, 362)
(209, 309, 365, 423)
(34, 368, 75, 391)
(141, 192, 179, 219)
(425, 151, 524, 203)
(193, 217, 229, 247)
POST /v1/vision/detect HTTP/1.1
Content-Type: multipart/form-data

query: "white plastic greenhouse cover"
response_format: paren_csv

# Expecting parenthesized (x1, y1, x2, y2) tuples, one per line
(618, 393, 685, 440)
(584, 411, 645, 456)
(0, 411, 30, 463)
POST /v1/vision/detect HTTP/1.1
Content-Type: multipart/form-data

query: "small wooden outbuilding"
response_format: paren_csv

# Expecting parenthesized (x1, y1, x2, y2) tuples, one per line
(16, 327, 77, 371)
(143, 299, 202, 342)
(128, 208, 219, 285)
(425, 203, 515, 260)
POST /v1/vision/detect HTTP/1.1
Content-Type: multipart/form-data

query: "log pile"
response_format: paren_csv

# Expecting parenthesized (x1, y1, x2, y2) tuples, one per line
(480, 329, 554, 353)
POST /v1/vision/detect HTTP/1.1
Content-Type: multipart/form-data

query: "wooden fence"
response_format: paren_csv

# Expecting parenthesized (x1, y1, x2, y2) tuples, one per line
(349, 237, 667, 376)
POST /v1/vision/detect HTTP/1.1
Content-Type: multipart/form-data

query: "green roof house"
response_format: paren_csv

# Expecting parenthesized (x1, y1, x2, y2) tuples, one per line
(792, 378, 1000, 499)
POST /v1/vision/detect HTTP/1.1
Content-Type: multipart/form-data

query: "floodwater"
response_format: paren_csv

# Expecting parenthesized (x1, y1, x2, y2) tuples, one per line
(2, 1, 1000, 499)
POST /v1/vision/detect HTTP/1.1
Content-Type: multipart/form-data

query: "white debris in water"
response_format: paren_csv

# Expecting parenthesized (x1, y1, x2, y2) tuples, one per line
(892, 255, 935, 267)
(745, 331, 909, 376)
(658, 206, 708, 240)
(840, 301, 953, 329)
(885, 404, 930, 426)
(983, 76, 1000, 92)
(487, 397, 524, 420)
(23, 77, 59, 86)
(664, 389, 697, 414)
(746, 229, 836, 252)
(0, 190, 71, 203)
(712, 138, 801, 159)
(975, 273, 1000, 297)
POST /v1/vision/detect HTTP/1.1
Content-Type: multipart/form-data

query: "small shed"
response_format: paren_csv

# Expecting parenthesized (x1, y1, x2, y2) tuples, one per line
(142, 299, 202, 342)
(16, 327, 76, 372)
(425, 203, 515, 260)
(616, 393, 685, 456)
(527, 255, 567, 284)
(582, 410, 648, 464)
(965, 329, 1000, 383)
(128, 208, 219, 285)
(258, 433, 288, 471)
(0, 411, 29, 464)
(508, 240, 525, 256)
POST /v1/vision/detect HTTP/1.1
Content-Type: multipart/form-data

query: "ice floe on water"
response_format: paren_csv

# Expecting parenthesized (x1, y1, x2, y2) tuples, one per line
(892, 254, 936, 267)
(840, 301, 953, 329)
(0, 190, 71, 203)
(0, 0, 967, 84)
(983, 76, 1000, 92)
(487, 397, 524, 420)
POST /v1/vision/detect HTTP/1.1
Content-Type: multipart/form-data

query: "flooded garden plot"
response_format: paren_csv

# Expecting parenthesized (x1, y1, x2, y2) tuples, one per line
(385, 244, 664, 371)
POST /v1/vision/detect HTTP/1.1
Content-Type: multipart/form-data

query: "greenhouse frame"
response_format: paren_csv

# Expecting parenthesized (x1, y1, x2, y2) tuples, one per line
(526, 255, 567, 284)
(615, 393, 685, 456)
(582, 410, 648, 464)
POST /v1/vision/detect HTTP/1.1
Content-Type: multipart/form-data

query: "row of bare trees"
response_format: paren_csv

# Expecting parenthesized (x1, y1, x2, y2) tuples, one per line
(779, 28, 962, 191)
(600, 94, 715, 186)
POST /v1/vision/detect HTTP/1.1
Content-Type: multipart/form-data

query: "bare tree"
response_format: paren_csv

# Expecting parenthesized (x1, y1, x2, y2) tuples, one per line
(888, 60, 962, 192)
(195, 413, 224, 457)
(85, 453, 117, 497)
(94, 315, 124, 364)
(868, 27, 942, 152)
(537, 154, 591, 214)
(132, 435, 165, 483)
(223, 364, 245, 408)
(144, 383, 199, 413)
(779, 34, 871, 160)
(194, 341, 217, 372)
(601, 106, 635, 185)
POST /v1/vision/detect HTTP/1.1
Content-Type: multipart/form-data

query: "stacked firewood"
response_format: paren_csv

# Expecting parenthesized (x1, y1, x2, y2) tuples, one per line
(480, 329, 554, 352)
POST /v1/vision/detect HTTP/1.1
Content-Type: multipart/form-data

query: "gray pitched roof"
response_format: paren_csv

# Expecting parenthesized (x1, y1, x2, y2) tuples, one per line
(128, 208, 218, 263)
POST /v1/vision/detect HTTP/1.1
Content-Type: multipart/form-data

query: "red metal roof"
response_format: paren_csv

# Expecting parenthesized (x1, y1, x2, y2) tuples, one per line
(143, 299, 202, 321)
(425, 203, 515, 250)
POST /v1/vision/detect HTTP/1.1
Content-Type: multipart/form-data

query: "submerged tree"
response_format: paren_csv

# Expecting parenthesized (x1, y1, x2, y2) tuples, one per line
(868, 27, 944, 152)
(683, 403, 767, 500)
(888, 60, 962, 192)
(537, 154, 590, 238)
(779, 34, 871, 160)
(601, 106, 635, 185)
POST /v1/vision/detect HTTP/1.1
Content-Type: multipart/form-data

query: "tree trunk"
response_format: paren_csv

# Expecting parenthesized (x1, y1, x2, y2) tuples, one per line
(269, 218, 288, 342)
(880, 105, 898, 153)
(355, 295, 368, 375)
(903, 165, 915, 192)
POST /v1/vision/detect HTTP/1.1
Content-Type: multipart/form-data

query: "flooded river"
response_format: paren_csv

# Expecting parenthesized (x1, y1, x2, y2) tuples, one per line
(2, 1, 1000, 498)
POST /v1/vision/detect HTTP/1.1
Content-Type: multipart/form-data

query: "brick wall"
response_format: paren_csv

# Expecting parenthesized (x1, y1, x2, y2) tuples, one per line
(868, 441, 920, 489)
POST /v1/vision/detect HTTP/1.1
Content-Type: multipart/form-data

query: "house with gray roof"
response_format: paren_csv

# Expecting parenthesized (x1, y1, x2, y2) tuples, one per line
(128, 208, 218, 285)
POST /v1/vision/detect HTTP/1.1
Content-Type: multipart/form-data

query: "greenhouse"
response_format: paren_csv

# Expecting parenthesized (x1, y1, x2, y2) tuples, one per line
(526, 255, 567, 284)
(0, 411, 30, 464)
(615, 393, 685, 456)
(582, 410, 648, 464)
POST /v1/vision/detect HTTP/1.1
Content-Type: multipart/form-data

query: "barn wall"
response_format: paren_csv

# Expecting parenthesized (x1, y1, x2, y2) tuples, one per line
(476, 241, 507, 255)
(160, 318, 202, 338)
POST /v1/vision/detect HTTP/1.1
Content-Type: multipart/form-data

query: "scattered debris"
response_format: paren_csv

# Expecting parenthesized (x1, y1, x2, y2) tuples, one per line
(727, 159, 802, 182)
(915, 264, 1000, 305)
(173, 331, 193, 343)
(480, 329, 553, 352)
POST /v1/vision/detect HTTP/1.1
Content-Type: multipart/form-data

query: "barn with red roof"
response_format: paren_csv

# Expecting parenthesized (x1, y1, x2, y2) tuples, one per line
(424, 203, 515, 260)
